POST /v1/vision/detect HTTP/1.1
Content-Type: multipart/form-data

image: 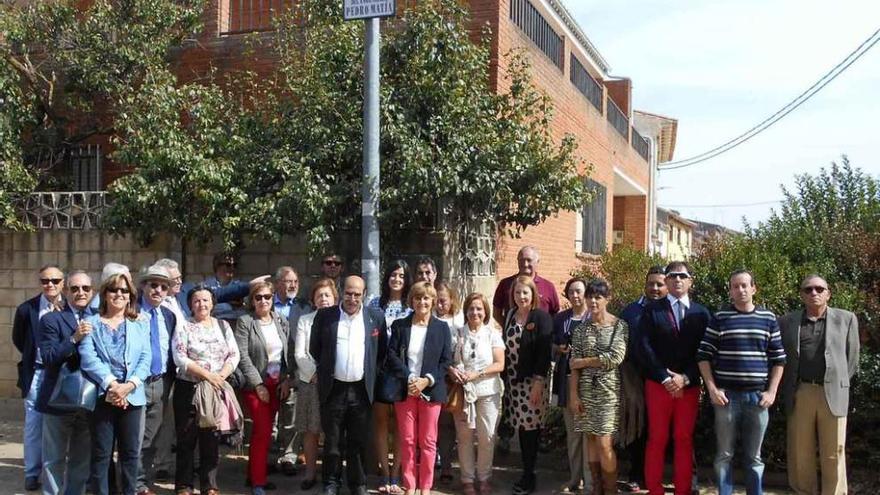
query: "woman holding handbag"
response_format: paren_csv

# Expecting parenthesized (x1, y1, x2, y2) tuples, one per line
(171, 285, 241, 495)
(385, 282, 452, 495)
(79, 273, 152, 495)
(450, 292, 505, 495)
(235, 281, 292, 495)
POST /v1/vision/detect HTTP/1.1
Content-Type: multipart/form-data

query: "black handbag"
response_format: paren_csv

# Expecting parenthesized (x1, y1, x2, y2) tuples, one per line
(376, 343, 407, 404)
(48, 363, 97, 412)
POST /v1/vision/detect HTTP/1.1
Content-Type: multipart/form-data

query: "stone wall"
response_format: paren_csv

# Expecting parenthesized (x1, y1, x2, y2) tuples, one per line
(0, 228, 449, 398)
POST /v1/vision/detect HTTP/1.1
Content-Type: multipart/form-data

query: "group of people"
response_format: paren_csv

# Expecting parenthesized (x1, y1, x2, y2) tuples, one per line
(11, 246, 860, 495)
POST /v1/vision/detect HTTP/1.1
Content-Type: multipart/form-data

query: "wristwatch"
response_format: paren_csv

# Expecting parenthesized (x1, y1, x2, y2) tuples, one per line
(69, 335, 78, 345)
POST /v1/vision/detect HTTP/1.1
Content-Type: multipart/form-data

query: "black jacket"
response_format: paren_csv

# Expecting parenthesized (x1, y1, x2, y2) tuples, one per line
(503, 308, 553, 384)
(12, 295, 42, 398)
(637, 297, 710, 386)
(309, 305, 387, 404)
(385, 314, 452, 403)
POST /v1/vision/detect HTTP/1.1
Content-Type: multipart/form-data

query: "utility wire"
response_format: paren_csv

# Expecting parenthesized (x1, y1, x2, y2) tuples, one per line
(661, 200, 781, 209)
(659, 27, 880, 171)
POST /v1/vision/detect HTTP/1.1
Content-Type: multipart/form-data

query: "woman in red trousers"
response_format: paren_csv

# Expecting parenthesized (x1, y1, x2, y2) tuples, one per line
(235, 281, 292, 495)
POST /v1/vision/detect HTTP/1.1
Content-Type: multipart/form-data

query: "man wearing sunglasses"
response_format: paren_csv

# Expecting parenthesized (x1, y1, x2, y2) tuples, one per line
(36, 270, 95, 495)
(13, 263, 66, 491)
(135, 265, 179, 495)
(319, 253, 346, 295)
(638, 261, 711, 495)
(779, 275, 859, 495)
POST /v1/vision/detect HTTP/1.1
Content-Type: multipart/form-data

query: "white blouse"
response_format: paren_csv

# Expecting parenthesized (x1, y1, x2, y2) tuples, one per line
(294, 311, 318, 383)
(453, 324, 505, 397)
(407, 324, 429, 379)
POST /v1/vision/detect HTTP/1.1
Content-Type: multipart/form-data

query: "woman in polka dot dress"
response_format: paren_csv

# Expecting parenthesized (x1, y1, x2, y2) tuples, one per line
(501, 275, 553, 495)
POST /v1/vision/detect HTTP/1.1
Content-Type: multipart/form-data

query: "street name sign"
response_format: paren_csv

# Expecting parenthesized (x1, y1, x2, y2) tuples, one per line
(343, 0, 396, 20)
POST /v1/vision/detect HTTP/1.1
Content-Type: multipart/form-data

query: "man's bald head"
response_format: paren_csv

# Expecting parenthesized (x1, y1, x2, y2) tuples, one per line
(342, 276, 366, 315)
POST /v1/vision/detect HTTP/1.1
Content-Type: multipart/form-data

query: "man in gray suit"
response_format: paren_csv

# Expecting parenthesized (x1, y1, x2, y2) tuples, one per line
(779, 274, 859, 495)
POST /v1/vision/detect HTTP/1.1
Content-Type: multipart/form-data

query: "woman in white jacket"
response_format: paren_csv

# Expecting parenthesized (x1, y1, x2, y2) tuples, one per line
(292, 277, 338, 490)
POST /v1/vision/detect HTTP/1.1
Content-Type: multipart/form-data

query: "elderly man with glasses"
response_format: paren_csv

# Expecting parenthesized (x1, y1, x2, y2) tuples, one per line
(780, 275, 859, 495)
(13, 263, 66, 491)
(637, 261, 711, 495)
(135, 265, 179, 495)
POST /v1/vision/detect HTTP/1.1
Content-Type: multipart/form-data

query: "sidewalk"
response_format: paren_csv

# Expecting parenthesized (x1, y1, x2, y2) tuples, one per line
(0, 399, 794, 494)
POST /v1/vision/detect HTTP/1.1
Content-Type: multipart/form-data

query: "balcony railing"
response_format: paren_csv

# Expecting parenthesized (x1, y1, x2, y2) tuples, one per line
(570, 54, 602, 112)
(221, 0, 293, 35)
(631, 128, 650, 162)
(16, 192, 106, 230)
(606, 97, 628, 139)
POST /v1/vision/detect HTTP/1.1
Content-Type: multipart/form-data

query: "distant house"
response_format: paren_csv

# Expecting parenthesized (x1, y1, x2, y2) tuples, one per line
(691, 219, 739, 252)
(656, 208, 697, 260)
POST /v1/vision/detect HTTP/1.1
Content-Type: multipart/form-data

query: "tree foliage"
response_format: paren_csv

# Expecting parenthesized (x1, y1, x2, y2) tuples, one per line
(0, 0, 203, 228)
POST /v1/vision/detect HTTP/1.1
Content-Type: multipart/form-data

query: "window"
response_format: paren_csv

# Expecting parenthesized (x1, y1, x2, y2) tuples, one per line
(222, 0, 294, 35)
(69, 145, 102, 191)
(509, 0, 563, 68)
(580, 179, 606, 254)
(570, 54, 602, 111)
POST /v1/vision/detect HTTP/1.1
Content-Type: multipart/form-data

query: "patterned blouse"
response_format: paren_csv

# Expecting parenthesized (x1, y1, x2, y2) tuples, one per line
(95, 320, 128, 381)
(172, 318, 241, 383)
(369, 297, 412, 336)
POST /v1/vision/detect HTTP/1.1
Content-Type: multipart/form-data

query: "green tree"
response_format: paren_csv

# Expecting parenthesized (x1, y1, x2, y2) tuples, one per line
(0, 0, 203, 227)
(571, 245, 666, 313)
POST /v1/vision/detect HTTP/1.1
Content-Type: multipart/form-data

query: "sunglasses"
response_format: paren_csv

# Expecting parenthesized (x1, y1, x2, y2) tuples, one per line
(253, 294, 273, 302)
(106, 287, 131, 295)
(323, 260, 343, 266)
(666, 272, 691, 280)
(801, 286, 827, 294)
(69, 285, 92, 293)
(148, 281, 169, 291)
(40, 278, 63, 286)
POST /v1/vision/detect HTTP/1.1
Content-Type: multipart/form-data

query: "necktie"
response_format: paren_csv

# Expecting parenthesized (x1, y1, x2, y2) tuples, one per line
(149, 308, 163, 376)
(677, 301, 686, 327)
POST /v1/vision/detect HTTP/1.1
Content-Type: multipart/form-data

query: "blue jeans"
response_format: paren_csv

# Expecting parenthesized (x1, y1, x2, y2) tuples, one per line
(42, 410, 91, 495)
(713, 390, 769, 495)
(25, 368, 45, 479)
(90, 400, 144, 495)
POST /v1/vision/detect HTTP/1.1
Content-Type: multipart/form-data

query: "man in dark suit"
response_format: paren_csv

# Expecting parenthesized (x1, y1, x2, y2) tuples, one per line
(310, 276, 387, 495)
(36, 269, 95, 495)
(135, 265, 178, 495)
(638, 261, 710, 495)
(13, 263, 66, 491)
(780, 274, 859, 495)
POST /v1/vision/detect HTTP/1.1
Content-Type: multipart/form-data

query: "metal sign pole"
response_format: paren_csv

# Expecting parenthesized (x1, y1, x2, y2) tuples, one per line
(361, 16, 381, 300)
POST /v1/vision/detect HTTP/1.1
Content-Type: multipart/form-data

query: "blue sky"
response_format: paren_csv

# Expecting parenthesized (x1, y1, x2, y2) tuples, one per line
(568, 0, 880, 230)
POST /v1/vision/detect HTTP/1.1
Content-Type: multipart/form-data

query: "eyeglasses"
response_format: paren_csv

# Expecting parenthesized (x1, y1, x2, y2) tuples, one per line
(40, 278, 63, 286)
(666, 272, 691, 280)
(323, 260, 343, 267)
(253, 294, 273, 302)
(801, 286, 827, 294)
(69, 285, 92, 293)
(148, 282, 169, 291)
(106, 287, 130, 295)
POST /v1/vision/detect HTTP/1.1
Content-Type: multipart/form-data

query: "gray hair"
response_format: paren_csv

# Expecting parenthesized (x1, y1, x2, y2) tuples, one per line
(275, 266, 297, 279)
(101, 262, 130, 283)
(65, 270, 91, 284)
(153, 258, 180, 272)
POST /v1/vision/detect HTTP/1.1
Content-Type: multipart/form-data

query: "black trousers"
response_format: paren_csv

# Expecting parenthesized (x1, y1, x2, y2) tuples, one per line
(321, 380, 372, 489)
(173, 380, 220, 492)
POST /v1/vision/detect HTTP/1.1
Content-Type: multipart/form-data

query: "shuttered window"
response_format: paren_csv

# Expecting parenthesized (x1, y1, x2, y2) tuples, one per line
(581, 179, 606, 254)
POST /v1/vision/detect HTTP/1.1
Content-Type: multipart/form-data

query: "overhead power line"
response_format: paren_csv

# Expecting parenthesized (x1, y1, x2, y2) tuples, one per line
(661, 200, 782, 209)
(659, 27, 880, 171)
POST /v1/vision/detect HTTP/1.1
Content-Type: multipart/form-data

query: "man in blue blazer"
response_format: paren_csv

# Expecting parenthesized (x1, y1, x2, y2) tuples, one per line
(310, 276, 387, 495)
(638, 261, 711, 495)
(12, 263, 66, 491)
(36, 269, 95, 495)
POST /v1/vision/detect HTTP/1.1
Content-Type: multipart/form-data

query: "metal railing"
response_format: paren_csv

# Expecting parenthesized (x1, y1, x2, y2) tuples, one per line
(221, 0, 293, 35)
(16, 191, 106, 230)
(606, 96, 628, 139)
(570, 54, 602, 112)
(631, 127, 650, 162)
(509, 0, 563, 69)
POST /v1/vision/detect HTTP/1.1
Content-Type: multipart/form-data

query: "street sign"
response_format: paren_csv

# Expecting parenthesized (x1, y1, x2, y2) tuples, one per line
(343, 0, 396, 21)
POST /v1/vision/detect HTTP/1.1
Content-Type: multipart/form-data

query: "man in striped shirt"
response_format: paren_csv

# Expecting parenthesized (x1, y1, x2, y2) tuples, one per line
(697, 270, 786, 495)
